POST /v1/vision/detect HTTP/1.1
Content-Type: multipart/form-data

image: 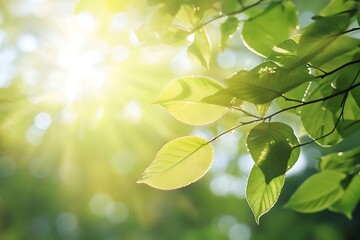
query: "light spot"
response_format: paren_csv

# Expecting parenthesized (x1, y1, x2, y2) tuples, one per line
(34, 112, 52, 131)
(76, 12, 98, 33)
(89, 193, 113, 217)
(171, 48, 193, 74)
(120, 100, 142, 123)
(217, 49, 237, 69)
(228, 223, 251, 240)
(105, 201, 129, 223)
(17, 34, 38, 52)
(26, 126, 44, 145)
(112, 45, 129, 62)
(217, 215, 237, 232)
(110, 12, 129, 31)
(56, 212, 78, 235)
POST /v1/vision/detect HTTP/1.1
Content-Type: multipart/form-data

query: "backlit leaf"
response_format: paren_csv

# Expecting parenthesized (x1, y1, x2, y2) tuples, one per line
(220, 17, 239, 50)
(242, 2, 297, 57)
(155, 76, 228, 125)
(284, 171, 346, 213)
(247, 122, 299, 183)
(188, 28, 212, 68)
(246, 165, 285, 224)
(291, 14, 351, 67)
(226, 62, 313, 104)
(137, 136, 213, 190)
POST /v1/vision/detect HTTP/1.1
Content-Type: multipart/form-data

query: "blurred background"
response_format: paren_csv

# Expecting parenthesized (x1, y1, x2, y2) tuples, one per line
(0, 0, 359, 239)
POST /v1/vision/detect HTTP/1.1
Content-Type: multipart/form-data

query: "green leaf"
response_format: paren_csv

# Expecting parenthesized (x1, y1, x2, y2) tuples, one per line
(246, 165, 285, 224)
(255, 102, 271, 117)
(311, 36, 360, 67)
(188, 28, 212, 68)
(300, 82, 343, 146)
(284, 171, 346, 213)
(226, 62, 314, 104)
(291, 14, 351, 67)
(320, 147, 360, 175)
(330, 174, 360, 219)
(220, 17, 239, 50)
(137, 136, 213, 190)
(247, 122, 299, 183)
(242, 2, 297, 57)
(269, 35, 300, 66)
(201, 90, 240, 107)
(154, 76, 228, 125)
(320, 0, 358, 17)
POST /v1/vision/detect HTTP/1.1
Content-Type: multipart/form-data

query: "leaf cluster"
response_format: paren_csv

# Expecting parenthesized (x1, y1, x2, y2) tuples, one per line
(137, 0, 360, 223)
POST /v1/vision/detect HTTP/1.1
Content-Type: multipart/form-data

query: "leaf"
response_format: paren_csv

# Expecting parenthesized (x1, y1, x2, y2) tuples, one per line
(201, 90, 240, 107)
(226, 62, 314, 104)
(246, 165, 285, 224)
(154, 76, 228, 125)
(247, 122, 299, 183)
(300, 82, 343, 146)
(284, 171, 346, 213)
(290, 14, 351, 67)
(242, 2, 297, 57)
(269, 35, 300, 66)
(255, 102, 271, 117)
(188, 28, 212, 68)
(320, 0, 358, 17)
(310, 35, 360, 67)
(330, 174, 360, 219)
(220, 17, 239, 50)
(320, 147, 360, 175)
(137, 136, 213, 190)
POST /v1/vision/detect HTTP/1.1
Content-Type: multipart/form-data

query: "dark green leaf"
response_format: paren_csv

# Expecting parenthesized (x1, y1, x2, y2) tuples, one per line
(226, 62, 314, 104)
(300, 82, 343, 146)
(330, 174, 360, 219)
(291, 14, 351, 67)
(269, 35, 300, 66)
(320, 147, 360, 175)
(247, 122, 300, 183)
(284, 171, 346, 213)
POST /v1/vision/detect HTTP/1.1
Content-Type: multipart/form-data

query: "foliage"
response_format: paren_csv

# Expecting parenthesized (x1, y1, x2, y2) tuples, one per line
(138, 0, 360, 223)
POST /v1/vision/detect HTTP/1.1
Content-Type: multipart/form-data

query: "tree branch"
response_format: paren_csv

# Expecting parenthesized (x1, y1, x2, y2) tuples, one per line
(315, 59, 360, 79)
(208, 71, 360, 144)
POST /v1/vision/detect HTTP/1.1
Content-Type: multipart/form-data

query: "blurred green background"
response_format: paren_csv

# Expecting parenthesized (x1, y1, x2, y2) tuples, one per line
(0, 0, 359, 239)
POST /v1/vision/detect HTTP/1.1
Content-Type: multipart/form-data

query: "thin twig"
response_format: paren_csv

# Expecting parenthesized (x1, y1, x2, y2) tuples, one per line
(315, 59, 360, 79)
(208, 76, 360, 144)
(342, 27, 360, 34)
(231, 106, 261, 118)
(189, 0, 266, 34)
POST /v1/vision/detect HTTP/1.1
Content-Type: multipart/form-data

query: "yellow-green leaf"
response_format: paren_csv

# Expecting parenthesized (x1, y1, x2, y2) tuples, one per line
(246, 165, 285, 224)
(154, 76, 228, 125)
(137, 136, 213, 190)
(242, 2, 297, 57)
